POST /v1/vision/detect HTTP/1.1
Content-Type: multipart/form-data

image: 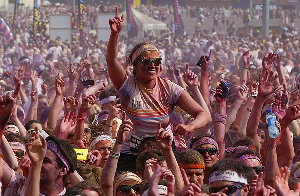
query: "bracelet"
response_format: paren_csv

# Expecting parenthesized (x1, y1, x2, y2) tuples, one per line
(105, 124, 113, 127)
(116, 140, 123, 145)
(246, 108, 252, 112)
(267, 144, 277, 149)
(109, 152, 120, 159)
(77, 115, 86, 121)
(176, 75, 182, 79)
(243, 67, 249, 69)
(214, 113, 227, 125)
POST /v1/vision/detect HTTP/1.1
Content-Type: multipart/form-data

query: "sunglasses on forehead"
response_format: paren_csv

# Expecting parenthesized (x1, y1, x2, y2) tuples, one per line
(196, 148, 218, 156)
(117, 184, 141, 195)
(136, 58, 162, 67)
(209, 184, 243, 195)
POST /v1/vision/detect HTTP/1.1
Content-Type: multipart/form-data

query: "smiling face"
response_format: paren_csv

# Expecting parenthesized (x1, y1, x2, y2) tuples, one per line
(196, 144, 219, 169)
(134, 50, 161, 83)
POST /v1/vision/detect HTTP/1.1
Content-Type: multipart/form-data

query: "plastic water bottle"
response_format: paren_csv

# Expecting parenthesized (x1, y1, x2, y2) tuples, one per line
(266, 109, 279, 138)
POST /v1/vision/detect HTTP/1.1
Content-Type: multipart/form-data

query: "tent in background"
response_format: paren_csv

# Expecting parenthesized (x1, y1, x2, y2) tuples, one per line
(121, 7, 168, 39)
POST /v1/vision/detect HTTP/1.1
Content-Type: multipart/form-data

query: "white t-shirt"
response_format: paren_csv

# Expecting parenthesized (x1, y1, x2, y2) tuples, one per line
(118, 75, 184, 154)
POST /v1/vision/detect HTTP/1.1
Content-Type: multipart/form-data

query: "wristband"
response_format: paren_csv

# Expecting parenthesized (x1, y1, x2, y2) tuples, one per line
(109, 152, 120, 159)
(116, 140, 123, 145)
(246, 108, 252, 112)
(267, 144, 277, 149)
(243, 67, 249, 69)
(214, 113, 227, 125)
(77, 115, 86, 121)
(105, 124, 113, 127)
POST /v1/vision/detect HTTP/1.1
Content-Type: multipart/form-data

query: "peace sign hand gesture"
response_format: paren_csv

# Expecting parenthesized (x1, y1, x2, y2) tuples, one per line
(109, 7, 125, 34)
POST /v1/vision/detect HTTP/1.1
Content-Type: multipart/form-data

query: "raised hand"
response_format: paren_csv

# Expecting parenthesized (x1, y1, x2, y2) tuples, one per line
(0, 92, 17, 130)
(18, 63, 25, 79)
(272, 99, 286, 120)
(180, 169, 201, 196)
(215, 85, 226, 103)
(202, 49, 212, 71)
(258, 70, 278, 98)
(76, 62, 84, 74)
(183, 64, 198, 87)
(80, 93, 98, 111)
(174, 63, 182, 79)
(63, 92, 79, 114)
(88, 150, 102, 167)
(30, 69, 38, 85)
(26, 127, 47, 165)
(156, 122, 172, 151)
(77, 138, 88, 149)
(275, 167, 300, 196)
(262, 50, 276, 71)
(55, 73, 66, 96)
(243, 50, 252, 68)
(82, 55, 91, 70)
(30, 88, 38, 103)
(273, 53, 281, 69)
(116, 111, 133, 144)
(109, 7, 125, 34)
(284, 104, 300, 122)
(59, 112, 77, 139)
(144, 158, 157, 181)
(18, 155, 31, 178)
(66, 63, 78, 81)
(13, 75, 21, 98)
(237, 80, 249, 101)
(251, 172, 271, 196)
(107, 99, 121, 120)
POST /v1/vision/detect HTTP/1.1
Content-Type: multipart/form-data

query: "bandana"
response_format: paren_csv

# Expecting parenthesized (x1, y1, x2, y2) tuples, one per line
(236, 154, 261, 163)
(131, 44, 159, 63)
(142, 185, 168, 196)
(100, 96, 116, 106)
(191, 137, 219, 151)
(114, 172, 142, 196)
(209, 170, 248, 185)
(9, 142, 26, 151)
(179, 162, 205, 169)
(89, 135, 114, 150)
(19, 58, 30, 63)
(47, 140, 71, 172)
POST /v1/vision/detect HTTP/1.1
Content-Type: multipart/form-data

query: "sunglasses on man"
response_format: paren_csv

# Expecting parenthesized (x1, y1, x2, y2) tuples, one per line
(196, 148, 218, 156)
(209, 184, 243, 195)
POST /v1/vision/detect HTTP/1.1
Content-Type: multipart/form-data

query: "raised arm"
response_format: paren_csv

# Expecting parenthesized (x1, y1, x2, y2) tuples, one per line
(47, 73, 65, 130)
(214, 85, 227, 160)
(199, 50, 212, 106)
(100, 111, 132, 196)
(25, 129, 46, 196)
(240, 50, 252, 83)
(246, 71, 279, 149)
(24, 88, 38, 123)
(225, 81, 248, 132)
(66, 63, 78, 97)
(106, 7, 127, 90)
(156, 122, 184, 194)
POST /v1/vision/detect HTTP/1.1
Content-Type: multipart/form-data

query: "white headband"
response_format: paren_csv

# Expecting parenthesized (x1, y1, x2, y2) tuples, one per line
(142, 185, 168, 196)
(209, 170, 248, 185)
(89, 135, 114, 150)
(20, 58, 30, 63)
(100, 96, 116, 106)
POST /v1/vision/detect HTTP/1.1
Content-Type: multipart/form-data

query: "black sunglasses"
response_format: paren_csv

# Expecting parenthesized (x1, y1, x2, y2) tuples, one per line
(137, 58, 162, 67)
(209, 184, 243, 195)
(117, 184, 141, 195)
(252, 166, 265, 175)
(196, 148, 218, 156)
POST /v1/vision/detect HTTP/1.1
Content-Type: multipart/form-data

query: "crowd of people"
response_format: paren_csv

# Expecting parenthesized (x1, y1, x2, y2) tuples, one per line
(1, 1, 300, 196)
